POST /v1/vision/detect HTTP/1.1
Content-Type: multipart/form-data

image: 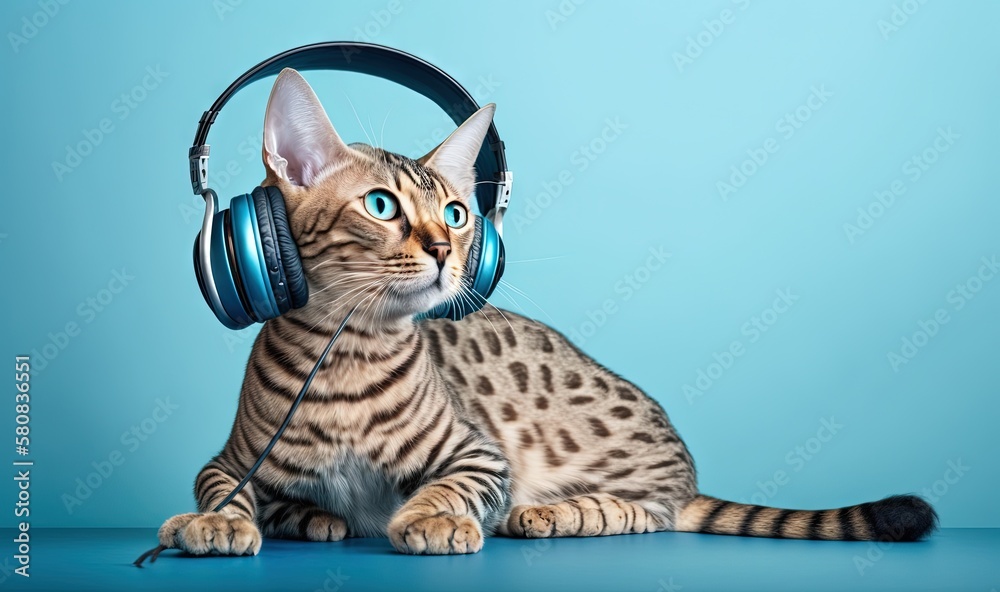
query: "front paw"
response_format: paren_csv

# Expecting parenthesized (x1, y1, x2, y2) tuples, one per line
(158, 512, 262, 556)
(388, 513, 483, 555)
(507, 503, 600, 537)
(301, 512, 348, 542)
(508, 505, 560, 537)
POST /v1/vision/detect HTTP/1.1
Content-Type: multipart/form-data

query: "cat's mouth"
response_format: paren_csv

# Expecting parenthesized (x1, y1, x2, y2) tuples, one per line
(310, 262, 457, 319)
(388, 265, 460, 312)
(400, 268, 453, 295)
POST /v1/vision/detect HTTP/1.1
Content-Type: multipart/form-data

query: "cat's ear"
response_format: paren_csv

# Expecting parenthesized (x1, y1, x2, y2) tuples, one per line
(263, 68, 350, 187)
(419, 104, 495, 198)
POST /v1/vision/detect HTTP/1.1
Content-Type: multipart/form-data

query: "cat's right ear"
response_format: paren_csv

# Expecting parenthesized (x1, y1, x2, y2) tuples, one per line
(263, 68, 351, 188)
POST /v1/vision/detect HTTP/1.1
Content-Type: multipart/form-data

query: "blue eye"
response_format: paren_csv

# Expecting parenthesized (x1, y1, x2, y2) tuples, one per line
(363, 190, 399, 220)
(444, 202, 468, 228)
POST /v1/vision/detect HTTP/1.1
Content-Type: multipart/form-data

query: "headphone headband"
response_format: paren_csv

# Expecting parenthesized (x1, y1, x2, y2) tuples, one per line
(189, 42, 511, 228)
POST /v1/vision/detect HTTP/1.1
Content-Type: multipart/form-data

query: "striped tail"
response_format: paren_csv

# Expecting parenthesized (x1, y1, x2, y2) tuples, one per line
(675, 494, 937, 541)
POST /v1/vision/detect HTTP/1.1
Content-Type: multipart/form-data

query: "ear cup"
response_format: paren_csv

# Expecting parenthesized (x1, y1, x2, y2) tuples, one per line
(463, 216, 485, 292)
(250, 186, 292, 315)
(467, 215, 505, 301)
(424, 215, 505, 321)
(192, 211, 257, 329)
(193, 187, 308, 330)
(219, 209, 257, 324)
(229, 192, 281, 321)
(260, 186, 309, 309)
(192, 233, 212, 312)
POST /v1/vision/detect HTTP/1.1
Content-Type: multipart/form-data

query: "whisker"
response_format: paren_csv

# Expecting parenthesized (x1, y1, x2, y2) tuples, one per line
(311, 276, 371, 296)
(320, 279, 383, 315)
(499, 279, 555, 324)
(481, 299, 517, 335)
(379, 108, 393, 150)
(343, 93, 375, 146)
(308, 259, 337, 272)
(370, 279, 397, 332)
(367, 112, 379, 149)
(457, 285, 504, 344)
(307, 278, 386, 331)
(321, 275, 387, 309)
(360, 279, 396, 333)
(310, 270, 382, 289)
(493, 283, 533, 318)
(307, 260, 389, 273)
(506, 255, 567, 264)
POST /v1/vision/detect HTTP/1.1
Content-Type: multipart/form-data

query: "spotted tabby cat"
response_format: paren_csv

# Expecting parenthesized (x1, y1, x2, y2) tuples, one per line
(159, 69, 936, 556)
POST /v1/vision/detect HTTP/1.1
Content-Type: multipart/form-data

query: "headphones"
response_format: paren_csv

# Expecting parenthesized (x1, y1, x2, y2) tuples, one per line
(189, 42, 513, 330)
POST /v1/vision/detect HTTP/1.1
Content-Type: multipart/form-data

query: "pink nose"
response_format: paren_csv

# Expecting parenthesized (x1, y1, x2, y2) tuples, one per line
(425, 241, 452, 266)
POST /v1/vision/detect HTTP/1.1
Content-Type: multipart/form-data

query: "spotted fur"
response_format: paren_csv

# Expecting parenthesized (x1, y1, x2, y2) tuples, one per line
(159, 69, 936, 557)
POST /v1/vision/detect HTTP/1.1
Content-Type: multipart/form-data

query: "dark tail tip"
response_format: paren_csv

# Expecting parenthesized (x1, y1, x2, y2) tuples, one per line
(863, 495, 938, 541)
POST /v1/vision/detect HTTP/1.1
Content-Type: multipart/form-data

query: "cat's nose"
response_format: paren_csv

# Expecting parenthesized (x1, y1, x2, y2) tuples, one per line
(424, 242, 452, 267)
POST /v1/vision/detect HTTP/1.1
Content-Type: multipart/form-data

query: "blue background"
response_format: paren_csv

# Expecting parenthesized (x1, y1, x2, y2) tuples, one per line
(1, 0, 997, 532)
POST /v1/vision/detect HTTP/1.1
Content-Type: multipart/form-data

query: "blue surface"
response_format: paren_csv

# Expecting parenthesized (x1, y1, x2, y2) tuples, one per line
(2, 0, 999, 530)
(3, 528, 997, 591)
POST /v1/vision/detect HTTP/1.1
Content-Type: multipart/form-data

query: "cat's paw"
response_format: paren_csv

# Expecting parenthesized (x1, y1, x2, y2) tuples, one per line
(301, 512, 348, 542)
(388, 513, 483, 555)
(158, 512, 262, 556)
(508, 505, 558, 537)
(507, 502, 603, 537)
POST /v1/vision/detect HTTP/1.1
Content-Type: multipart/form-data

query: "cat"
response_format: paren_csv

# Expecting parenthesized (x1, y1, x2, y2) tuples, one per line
(158, 68, 937, 556)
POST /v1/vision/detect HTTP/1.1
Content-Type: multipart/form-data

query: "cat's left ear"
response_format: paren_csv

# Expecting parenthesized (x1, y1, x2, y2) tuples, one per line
(419, 104, 495, 199)
(263, 68, 352, 188)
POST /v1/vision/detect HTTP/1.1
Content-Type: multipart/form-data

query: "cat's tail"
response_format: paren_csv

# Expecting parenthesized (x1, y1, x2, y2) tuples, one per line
(675, 494, 937, 541)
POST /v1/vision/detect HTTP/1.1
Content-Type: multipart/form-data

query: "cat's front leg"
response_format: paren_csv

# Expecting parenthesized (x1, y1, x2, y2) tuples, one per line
(387, 429, 510, 555)
(158, 457, 262, 556)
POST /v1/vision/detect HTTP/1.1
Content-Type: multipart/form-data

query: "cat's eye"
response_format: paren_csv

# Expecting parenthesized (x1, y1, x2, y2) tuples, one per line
(363, 190, 399, 221)
(443, 202, 468, 229)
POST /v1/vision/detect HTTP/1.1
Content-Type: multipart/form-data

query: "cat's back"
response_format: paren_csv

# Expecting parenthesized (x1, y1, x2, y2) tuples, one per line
(419, 309, 687, 504)
(419, 308, 651, 408)
(421, 308, 595, 399)
(419, 308, 672, 440)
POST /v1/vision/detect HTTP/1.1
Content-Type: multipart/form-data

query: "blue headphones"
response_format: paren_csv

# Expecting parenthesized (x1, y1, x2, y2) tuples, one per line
(189, 42, 513, 330)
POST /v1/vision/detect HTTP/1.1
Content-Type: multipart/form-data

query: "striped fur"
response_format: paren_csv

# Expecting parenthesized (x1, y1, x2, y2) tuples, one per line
(675, 494, 937, 542)
(159, 69, 936, 557)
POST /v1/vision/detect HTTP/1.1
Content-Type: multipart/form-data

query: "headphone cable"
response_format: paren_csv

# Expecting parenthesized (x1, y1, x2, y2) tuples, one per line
(134, 303, 360, 567)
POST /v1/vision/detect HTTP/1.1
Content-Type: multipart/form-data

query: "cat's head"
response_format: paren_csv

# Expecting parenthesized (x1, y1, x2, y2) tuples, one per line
(260, 68, 495, 325)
